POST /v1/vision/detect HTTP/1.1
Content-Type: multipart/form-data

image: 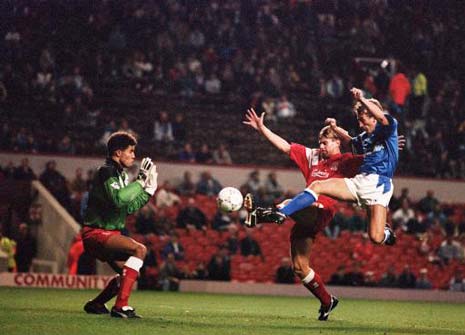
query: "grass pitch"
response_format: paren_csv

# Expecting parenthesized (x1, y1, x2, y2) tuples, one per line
(1, 287, 464, 335)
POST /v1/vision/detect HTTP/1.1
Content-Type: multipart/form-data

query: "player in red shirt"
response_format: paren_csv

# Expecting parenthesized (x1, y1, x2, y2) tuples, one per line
(243, 108, 363, 321)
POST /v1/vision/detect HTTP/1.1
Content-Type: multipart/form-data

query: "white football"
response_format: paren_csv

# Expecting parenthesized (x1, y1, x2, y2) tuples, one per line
(217, 187, 244, 212)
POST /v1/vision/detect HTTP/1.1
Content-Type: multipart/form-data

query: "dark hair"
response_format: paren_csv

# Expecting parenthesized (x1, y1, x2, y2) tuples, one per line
(107, 131, 137, 156)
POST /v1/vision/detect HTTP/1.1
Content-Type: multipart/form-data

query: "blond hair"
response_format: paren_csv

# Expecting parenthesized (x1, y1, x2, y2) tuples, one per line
(319, 126, 340, 140)
(353, 98, 383, 116)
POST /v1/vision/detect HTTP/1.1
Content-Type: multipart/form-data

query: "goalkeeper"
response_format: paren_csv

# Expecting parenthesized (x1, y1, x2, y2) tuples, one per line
(81, 131, 158, 318)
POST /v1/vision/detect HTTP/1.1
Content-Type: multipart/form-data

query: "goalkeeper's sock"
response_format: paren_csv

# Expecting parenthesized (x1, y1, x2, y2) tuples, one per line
(115, 257, 143, 308)
(302, 269, 331, 306)
(94, 275, 120, 304)
(279, 190, 318, 216)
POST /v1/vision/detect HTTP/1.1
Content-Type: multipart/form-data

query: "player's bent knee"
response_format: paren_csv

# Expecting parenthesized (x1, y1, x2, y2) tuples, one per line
(292, 260, 309, 279)
(134, 243, 147, 259)
(369, 232, 384, 245)
(308, 181, 321, 193)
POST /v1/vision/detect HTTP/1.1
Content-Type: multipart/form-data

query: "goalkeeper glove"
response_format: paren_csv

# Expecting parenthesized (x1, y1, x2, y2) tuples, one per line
(144, 165, 158, 196)
(137, 157, 153, 183)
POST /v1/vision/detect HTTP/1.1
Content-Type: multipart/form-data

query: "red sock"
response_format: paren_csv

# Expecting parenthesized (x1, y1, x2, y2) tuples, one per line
(115, 267, 139, 308)
(303, 270, 332, 306)
(94, 275, 120, 304)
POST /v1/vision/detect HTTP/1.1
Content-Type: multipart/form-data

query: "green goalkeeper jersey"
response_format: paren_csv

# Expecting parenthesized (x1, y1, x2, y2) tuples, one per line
(83, 158, 150, 231)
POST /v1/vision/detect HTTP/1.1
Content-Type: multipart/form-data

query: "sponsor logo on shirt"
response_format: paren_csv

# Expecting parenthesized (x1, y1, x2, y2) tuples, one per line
(311, 170, 330, 178)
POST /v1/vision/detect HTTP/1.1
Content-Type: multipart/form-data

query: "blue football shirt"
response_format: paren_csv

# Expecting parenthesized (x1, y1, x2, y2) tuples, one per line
(351, 114, 399, 178)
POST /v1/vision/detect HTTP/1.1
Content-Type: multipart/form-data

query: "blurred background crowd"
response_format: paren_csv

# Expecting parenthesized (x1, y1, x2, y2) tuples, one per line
(1, 1, 465, 291)
(0, 0, 464, 177)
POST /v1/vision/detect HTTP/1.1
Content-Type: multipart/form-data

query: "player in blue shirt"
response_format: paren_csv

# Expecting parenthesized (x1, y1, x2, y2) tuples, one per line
(247, 88, 398, 245)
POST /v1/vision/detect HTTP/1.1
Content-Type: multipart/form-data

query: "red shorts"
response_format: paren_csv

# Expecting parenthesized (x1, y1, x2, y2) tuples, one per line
(81, 226, 121, 261)
(289, 203, 335, 239)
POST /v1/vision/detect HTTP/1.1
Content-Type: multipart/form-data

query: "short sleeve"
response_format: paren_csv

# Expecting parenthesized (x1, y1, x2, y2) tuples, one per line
(289, 143, 318, 179)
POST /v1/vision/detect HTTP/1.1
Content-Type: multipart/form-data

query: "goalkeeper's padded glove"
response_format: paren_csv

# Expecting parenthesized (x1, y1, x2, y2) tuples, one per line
(137, 157, 153, 182)
(144, 165, 158, 196)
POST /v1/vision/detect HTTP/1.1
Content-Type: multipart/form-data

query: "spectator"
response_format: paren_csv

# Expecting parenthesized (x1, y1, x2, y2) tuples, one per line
(13, 158, 36, 181)
(263, 172, 283, 204)
(212, 144, 233, 165)
(437, 236, 464, 265)
(379, 265, 398, 288)
(389, 67, 411, 116)
(275, 257, 295, 284)
(225, 229, 240, 255)
(158, 253, 184, 291)
(196, 171, 222, 196)
(208, 247, 230, 281)
(176, 197, 207, 230)
(153, 111, 174, 143)
(172, 113, 187, 144)
(449, 270, 465, 292)
(418, 190, 440, 215)
(204, 73, 221, 94)
(240, 229, 263, 258)
(324, 212, 345, 240)
(276, 95, 296, 119)
(155, 181, 181, 209)
(363, 271, 378, 287)
(406, 209, 429, 236)
(398, 265, 416, 289)
(212, 210, 234, 231)
(191, 262, 208, 280)
(178, 143, 196, 163)
(161, 233, 185, 261)
(415, 268, 433, 289)
(344, 262, 365, 286)
(346, 206, 367, 232)
(176, 171, 196, 196)
(0, 229, 16, 272)
(135, 205, 156, 235)
(411, 67, 428, 118)
(195, 143, 213, 164)
(243, 170, 261, 200)
(14, 223, 37, 273)
(392, 199, 415, 231)
(70, 168, 87, 194)
(57, 135, 76, 154)
(328, 265, 349, 286)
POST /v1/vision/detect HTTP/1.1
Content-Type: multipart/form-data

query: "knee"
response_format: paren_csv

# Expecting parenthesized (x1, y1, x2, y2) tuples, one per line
(292, 258, 309, 279)
(369, 231, 384, 245)
(308, 181, 321, 194)
(135, 243, 147, 259)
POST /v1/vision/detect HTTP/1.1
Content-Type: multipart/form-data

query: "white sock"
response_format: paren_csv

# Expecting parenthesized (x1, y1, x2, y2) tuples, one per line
(124, 256, 143, 272)
(302, 269, 315, 284)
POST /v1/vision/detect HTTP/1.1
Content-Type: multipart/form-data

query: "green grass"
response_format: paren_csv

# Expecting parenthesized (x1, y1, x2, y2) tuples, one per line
(1, 287, 465, 335)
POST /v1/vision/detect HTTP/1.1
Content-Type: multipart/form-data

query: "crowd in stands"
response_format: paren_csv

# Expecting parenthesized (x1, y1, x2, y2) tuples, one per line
(0, 1, 464, 179)
(1, 159, 464, 292)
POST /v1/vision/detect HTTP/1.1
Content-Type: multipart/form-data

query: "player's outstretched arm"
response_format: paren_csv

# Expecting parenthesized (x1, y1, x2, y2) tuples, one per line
(351, 87, 389, 126)
(243, 108, 291, 154)
(325, 118, 352, 145)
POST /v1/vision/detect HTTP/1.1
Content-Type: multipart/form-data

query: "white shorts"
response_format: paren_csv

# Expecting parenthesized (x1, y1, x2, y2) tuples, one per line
(344, 173, 394, 208)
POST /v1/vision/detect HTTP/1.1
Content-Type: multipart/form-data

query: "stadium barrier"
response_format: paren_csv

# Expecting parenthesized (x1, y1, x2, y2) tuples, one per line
(31, 180, 80, 274)
(180, 280, 465, 303)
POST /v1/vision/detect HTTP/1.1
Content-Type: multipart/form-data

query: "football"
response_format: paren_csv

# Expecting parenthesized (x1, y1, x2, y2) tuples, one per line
(217, 187, 244, 212)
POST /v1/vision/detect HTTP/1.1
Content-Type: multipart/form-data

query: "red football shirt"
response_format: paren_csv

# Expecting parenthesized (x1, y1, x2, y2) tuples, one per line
(289, 143, 363, 212)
